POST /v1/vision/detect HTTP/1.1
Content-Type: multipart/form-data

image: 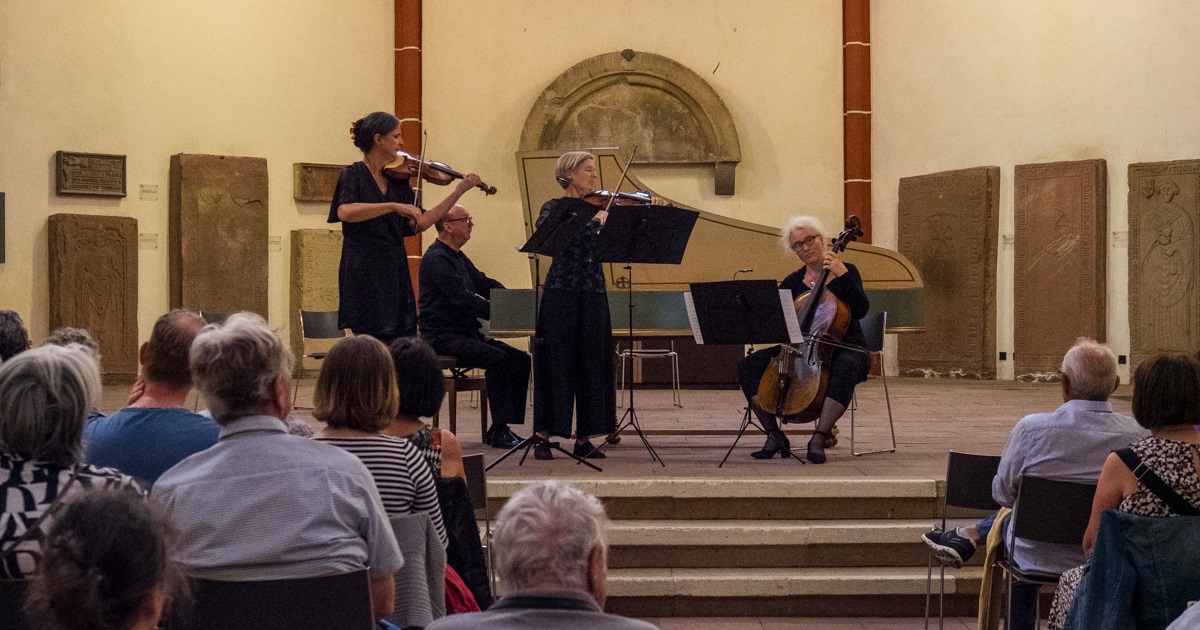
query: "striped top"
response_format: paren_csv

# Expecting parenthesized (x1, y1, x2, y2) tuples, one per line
(316, 435, 447, 547)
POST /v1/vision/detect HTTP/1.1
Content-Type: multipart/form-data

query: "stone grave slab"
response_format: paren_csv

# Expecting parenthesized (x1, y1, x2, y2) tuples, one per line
(169, 154, 268, 316)
(291, 229, 343, 375)
(897, 166, 1000, 378)
(47, 214, 138, 382)
(1014, 160, 1107, 379)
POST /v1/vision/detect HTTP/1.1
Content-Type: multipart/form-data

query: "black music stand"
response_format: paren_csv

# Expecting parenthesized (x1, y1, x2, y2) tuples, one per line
(487, 202, 602, 473)
(590, 204, 699, 466)
(685, 280, 807, 467)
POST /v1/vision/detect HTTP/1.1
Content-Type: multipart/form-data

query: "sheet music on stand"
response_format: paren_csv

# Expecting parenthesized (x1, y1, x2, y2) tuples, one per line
(683, 280, 802, 346)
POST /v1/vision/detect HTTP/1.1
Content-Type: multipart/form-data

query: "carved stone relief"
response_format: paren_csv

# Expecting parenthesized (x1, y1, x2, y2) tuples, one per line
(293, 163, 345, 202)
(897, 167, 1000, 378)
(1014, 160, 1107, 379)
(169, 154, 268, 316)
(1128, 161, 1200, 368)
(290, 229, 342, 374)
(520, 50, 741, 195)
(47, 214, 138, 383)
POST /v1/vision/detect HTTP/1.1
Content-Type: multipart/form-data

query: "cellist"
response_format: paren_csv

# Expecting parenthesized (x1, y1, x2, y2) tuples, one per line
(736, 216, 871, 464)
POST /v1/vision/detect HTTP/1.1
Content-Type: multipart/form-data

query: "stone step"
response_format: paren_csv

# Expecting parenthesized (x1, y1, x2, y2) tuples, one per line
(486, 478, 939, 520)
(604, 566, 985, 618)
(607, 519, 939, 568)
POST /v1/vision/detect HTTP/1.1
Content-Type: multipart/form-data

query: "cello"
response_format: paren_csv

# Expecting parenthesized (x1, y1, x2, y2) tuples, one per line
(756, 216, 864, 422)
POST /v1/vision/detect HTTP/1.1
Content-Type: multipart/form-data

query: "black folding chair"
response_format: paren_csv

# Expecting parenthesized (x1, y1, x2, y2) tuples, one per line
(176, 569, 374, 630)
(849, 311, 897, 455)
(292, 310, 346, 408)
(0, 579, 30, 630)
(924, 451, 1003, 630)
(999, 476, 1096, 630)
(462, 452, 495, 594)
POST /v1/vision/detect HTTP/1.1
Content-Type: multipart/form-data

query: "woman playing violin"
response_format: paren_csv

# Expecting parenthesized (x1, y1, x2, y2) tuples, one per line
(737, 216, 870, 463)
(530, 151, 617, 460)
(328, 111, 481, 344)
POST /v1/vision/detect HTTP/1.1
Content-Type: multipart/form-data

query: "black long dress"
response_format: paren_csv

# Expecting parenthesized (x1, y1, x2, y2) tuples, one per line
(736, 263, 871, 408)
(327, 162, 419, 340)
(532, 197, 616, 439)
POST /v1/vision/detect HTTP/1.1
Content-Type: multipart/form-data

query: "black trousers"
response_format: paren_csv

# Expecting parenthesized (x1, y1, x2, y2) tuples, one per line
(428, 334, 530, 427)
(533, 289, 616, 439)
(737, 344, 869, 409)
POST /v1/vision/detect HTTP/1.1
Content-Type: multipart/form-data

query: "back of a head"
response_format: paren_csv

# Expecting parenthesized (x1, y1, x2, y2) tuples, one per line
(188, 312, 294, 424)
(0, 344, 99, 466)
(1132, 352, 1200, 430)
(313, 336, 398, 431)
(143, 310, 205, 389)
(493, 480, 608, 592)
(388, 337, 445, 418)
(44, 327, 101, 357)
(1059, 337, 1119, 401)
(0, 310, 29, 362)
(27, 489, 181, 630)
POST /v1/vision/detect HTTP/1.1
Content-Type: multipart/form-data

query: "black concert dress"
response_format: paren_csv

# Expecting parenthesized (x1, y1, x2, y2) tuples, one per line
(532, 197, 617, 439)
(737, 263, 870, 409)
(327, 161, 419, 342)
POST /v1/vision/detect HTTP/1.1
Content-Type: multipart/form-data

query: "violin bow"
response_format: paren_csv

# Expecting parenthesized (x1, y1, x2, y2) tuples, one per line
(602, 146, 640, 214)
(414, 128, 429, 209)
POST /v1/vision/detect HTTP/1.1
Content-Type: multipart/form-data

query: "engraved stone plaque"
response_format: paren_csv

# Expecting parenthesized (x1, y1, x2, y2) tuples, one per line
(0, 192, 5, 264)
(1014, 160, 1107, 379)
(290, 229, 343, 375)
(169, 154, 268, 315)
(897, 166, 1000, 378)
(1128, 160, 1200, 368)
(293, 163, 346, 202)
(55, 151, 127, 197)
(47, 214, 138, 383)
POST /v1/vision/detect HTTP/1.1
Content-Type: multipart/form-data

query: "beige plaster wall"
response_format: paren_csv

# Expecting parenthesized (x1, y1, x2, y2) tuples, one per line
(0, 0, 394, 343)
(420, 0, 846, 291)
(872, 0, 1200, 380)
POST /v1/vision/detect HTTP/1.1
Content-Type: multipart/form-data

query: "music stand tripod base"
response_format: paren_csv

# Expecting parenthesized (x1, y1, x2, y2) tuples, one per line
(718, 406, 807, 467)
(485, 434, 603, 473)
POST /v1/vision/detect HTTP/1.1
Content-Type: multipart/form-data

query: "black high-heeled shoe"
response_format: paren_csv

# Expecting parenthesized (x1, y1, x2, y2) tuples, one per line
(751, 430, 791, 459)
(807, 430, 831, 464)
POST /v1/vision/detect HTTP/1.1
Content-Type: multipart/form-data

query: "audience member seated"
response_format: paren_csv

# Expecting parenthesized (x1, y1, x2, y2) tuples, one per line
(43, 327, 105, 421)
(921, 338, 1149, 630)
(26, 489, 183, 630)
(84, 310, 218, 486)
(0, 345, 141, 580)
(385, 337, 465, 481)
(427, 480, 658, 630)
(1048, 352, 1200, 630)
(150, 313, 403, 622)
(312, 335, 447, 547)
(0, 310, 30, 363)
(1167, 603, 1200, 630)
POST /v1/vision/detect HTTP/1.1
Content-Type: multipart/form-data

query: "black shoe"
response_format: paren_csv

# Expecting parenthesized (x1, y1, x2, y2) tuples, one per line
(751, 430, 791, 459)
(807, 430, 829, 464)
(533, 440, 554, 460)
(485, 425, 521, 449)
(573, 440, 606, 459)
(504, 426, 526, 444)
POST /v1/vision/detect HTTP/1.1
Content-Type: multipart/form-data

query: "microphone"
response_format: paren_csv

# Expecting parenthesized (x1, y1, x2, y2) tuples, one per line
(732, 268, 753, 280)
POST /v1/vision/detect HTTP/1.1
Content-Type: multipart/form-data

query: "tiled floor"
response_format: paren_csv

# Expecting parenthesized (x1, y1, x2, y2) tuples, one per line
(647, 617, 975, 629)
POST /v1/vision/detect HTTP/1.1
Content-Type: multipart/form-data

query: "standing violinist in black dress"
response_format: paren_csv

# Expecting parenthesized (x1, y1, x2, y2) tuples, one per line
(531, 151, 616, 460)
(736, 216, 870, 464)
(328, 112, 481, 344)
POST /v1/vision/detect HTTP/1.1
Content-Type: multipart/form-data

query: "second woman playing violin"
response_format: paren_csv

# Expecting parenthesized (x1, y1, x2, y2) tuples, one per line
(736, 216, 871, 464)
(328, 111, 482, 344)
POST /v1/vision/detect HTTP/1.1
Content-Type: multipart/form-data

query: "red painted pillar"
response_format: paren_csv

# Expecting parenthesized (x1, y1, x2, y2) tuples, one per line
(843, 0, 872, 243)
(396, 0, 423, 294)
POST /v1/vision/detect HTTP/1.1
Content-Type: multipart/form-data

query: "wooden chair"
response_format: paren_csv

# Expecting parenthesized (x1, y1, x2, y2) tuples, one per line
(434, 355, 487, 438)
(176, 569, 374, 630)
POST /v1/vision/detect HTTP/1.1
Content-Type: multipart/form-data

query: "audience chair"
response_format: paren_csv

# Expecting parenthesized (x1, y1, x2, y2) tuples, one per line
(177, 569, 373, 630)
(0, 579, 30, 630)
(462, 452, 496, 595)
(849, 311, 896, 456)
(387, 512, 447, 628)
(434, 356, 488, 438)
(999, 476, 1097, 630)
(292, 310, 347, 408)
(617, 340, 682, 408)
(924, 451, 1003, 630)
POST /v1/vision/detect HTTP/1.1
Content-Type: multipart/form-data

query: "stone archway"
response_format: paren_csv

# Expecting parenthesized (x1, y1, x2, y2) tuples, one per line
(519, 50, 741, 195)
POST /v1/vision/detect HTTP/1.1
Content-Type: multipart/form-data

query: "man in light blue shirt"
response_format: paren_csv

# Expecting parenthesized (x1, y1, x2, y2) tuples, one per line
(85, 309, 218, 486)
(152, 313, 403, 622)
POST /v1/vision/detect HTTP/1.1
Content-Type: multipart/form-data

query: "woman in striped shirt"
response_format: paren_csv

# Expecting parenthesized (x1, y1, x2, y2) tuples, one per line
(313, 336, 447, 547)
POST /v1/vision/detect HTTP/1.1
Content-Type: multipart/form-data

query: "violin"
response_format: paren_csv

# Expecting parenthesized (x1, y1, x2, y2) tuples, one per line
(756, 216, 863, 421)
(582, 190, 653, 207)
(383, 151, 497, 196)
